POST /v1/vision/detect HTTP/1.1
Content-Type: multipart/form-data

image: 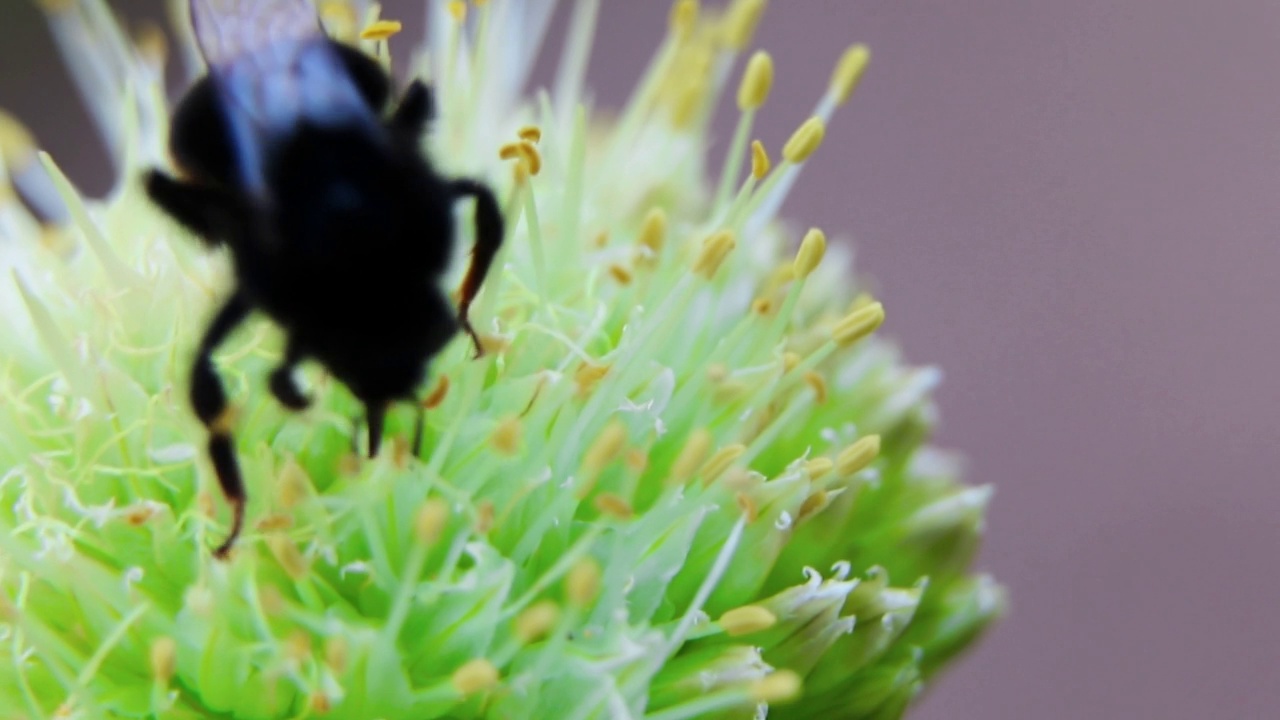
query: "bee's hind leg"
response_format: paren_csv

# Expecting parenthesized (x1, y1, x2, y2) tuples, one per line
(268, 338, 311, 411)
(190, 291, 253, 559)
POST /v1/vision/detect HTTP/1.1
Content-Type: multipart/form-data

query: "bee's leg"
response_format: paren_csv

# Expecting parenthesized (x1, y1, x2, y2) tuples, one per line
(190, 291, 253, 559)
(411, 405, 426, 457)
(143, 170, 239, 248)
(332, 42, 391, 112)
(389, 80, 435, 137)
(365, 401, 389, 458)
(450, 179, 505, 358)
(268, 338, 311, 410)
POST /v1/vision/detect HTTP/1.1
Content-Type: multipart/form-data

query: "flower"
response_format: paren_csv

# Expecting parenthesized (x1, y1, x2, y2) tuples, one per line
(0, 1, 1003, 718)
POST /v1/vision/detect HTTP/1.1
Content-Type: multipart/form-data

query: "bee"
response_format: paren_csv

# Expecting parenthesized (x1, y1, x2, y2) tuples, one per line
(144, 0, 503, 558)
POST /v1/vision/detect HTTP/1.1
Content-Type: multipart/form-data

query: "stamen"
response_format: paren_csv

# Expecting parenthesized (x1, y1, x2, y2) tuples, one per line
(324, 637, 349, 673)
(669, 0, 700, 40)
(691, 230, 736, 279)
(803, 371, 828, 404)
(830, 44, 871, 106)
(583, 420, 627, 475)
(422, 375, 451, 409)
(781, 117, 826, 164)
(701, 443, 746, 484)
(567, 557, 602, 607)
(669, 428, 713, 485)
(718, 605, 776, 636)
(723, 0, 768, 51)
(735, 491, 758, 522)
(149, 637, 176, 683)
(750, 670, 802, 703)
(518, 125, 543, 143)
(594, 493, 635, 520)
(277, 457, 311, 509)
(608, 264, 634, 285)
(360, 19, 404, 41)
(268, 535, 310, 580)
(736, 51, 774, 111)
(751, 140, 771, 179)
(490, 415, 523, 455)
(831, 301, 885, 346)
(451, 659, 499, 695)
(836, 435, 881, 476)
(638, 207, 668, 255)
(415, 498, 450, 545)
(792, 228, 826, 278)
(574, 362, 611, 396)
(447, 1, 468, 23)
(805, 457, 834, 480)
(515, 600, 560, 643)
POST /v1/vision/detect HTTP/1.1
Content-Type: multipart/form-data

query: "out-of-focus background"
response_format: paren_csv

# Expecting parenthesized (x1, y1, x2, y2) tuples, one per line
(3, 1, 1278, 718)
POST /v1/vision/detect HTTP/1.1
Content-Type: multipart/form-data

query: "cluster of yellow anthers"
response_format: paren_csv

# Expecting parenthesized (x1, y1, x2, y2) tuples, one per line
(0, 1, 999, 718)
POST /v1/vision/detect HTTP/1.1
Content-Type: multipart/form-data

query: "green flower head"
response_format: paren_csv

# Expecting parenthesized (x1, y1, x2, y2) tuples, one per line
(0, 1, 1002, 718)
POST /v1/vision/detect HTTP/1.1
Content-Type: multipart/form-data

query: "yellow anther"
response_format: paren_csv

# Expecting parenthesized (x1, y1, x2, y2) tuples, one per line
(255, 514, 293, 532)
(277, 457, 311, 509)
(489, 415, 522, 455)
(499, 142, 522, 161)
(849, 292, 876, 312)
(591, 230, 610, 249)
(735, 491, 759, 522)
(670, 428, 713, 485)
(832, 301, 885, 346)
(583, 421, 628, 474)
(719, 605, 777, 636)
(751, 140, 771, 179)
(311, 693, 332, 713)
(268, 536, 310, 580)
(594, 493, 635, 520)
(415, 498, 450, 544)
(797, 489, 829, 522)
(477, 333, 511, 355)
(805, 457, 834, 480)
(446, 1, 468, 23)
(830, 44, 871, 105)
(752, 296, 775, 316)
(515, 600, 560, 643)
(751, 670, 803, 704)
(566, 557, 602, 607)
(723, 0, 767, 50)
(737, 51, 774, 111)
(324, 637, 349, 673)
(451, 659, 499, 695)
(625, 448, 649, 472)
(337, 452, 362, 476)
(608, 264, 634, 285)
(638, 208, 668, 254)
(707, 363, 730, 383)
(574, 361, 610, 396)
(793, 228, 826, 279)
(692, 230, 736, 279)
(284, 630, 312, 663)
(422, 375, 450, 409)
(134, 21, 168, 63)
(150, 637, 177, 682)
(518, 125, 542, 143)
(0, 111, 36, 173)
(702, 443, 746, 484)
(782, 352, 802, 372)
(121, 502, 156, 526)
(782, 117, 826, 164)
(360, 19, 403, 40)
(669, 0, 700, 38)
(671, 78, 709, 128)
(803, 371, 828, 404)
(517, 141, 542, 175)
(836, 435, 881, 476)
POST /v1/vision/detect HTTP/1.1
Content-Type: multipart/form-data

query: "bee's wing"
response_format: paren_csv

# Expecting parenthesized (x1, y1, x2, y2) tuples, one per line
(189, 0, 320, 67)
(187, 0, 377, 197)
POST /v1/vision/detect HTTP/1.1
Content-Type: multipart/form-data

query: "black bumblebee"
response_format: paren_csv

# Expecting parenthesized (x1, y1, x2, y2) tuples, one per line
(145, 0, 503, 558)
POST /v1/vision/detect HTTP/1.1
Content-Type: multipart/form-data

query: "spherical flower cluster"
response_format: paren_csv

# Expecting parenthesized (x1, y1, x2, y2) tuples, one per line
(0, 1, 1002, 718)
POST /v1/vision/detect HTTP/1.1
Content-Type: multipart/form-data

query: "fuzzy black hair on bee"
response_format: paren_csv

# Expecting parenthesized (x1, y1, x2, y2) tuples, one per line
(145, 0, 503, 558)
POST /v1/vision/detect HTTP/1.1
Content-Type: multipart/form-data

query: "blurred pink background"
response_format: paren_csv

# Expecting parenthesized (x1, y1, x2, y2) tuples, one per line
(3, 2, 1278, 718)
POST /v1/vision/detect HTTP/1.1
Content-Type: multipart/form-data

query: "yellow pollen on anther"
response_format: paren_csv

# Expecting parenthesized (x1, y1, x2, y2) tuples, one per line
(797, 489, 829, 522)
(707, 363, 730, 383)
(669, 0, 700, 38)
(451, 659, 499, 695)
(474, 500, 495, 534)
(150, 637, 177, 682)
(783, 352, 802, 372)
(123, 503, 158, 526)
(518, 125, 542, 143)
(670, 428, 713, 485)
(360, 19, 404, 40)
(490, 415, 523, 455)
(719, 605, 777, 636)
(805, 457, 834, 480)
(608, 264, 634, 285)
(692, 230, 736, 279)
(751, 670, 803, 703)
(517, 141, 542, 175)
(594, 493, 635, 519)
(832, 301, 885, 346)
(268, 536, 310, 580)
(591, 230, 610, 249)
(793, 228, 827, 278)
(751, 140, 771, 179)
(735, 491, 759, 522)
(0, 111, 36, 172)
(836, 435, 881, 476)
(277, 457, 311, 509)
(134, 21, 168, 63)
(782, 117, 826, 164)
(415, 498, 450, 544)
(737, 51, 774, 111)
(638, 208, 668, 254)
(752, 297, 775, 316)
(723, 0, 767, 50)
(803, 371, 828, 403)
(515, 600, 560, 643)
(285, 630, 312, 663)
(625, 448, 648, 472)
(701, 444, 746, 484)
(446, 1, 468, 23)
(574, 361, 610, 396)
(499, 142, 522, 161)
(311, 693, 332, 714)
(422, 375, 450, 409)
(830, 44, 871, 105)
(583, 421, 628, 474)
(255, 514, 293, 532)
(566, 557, 602, 607)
